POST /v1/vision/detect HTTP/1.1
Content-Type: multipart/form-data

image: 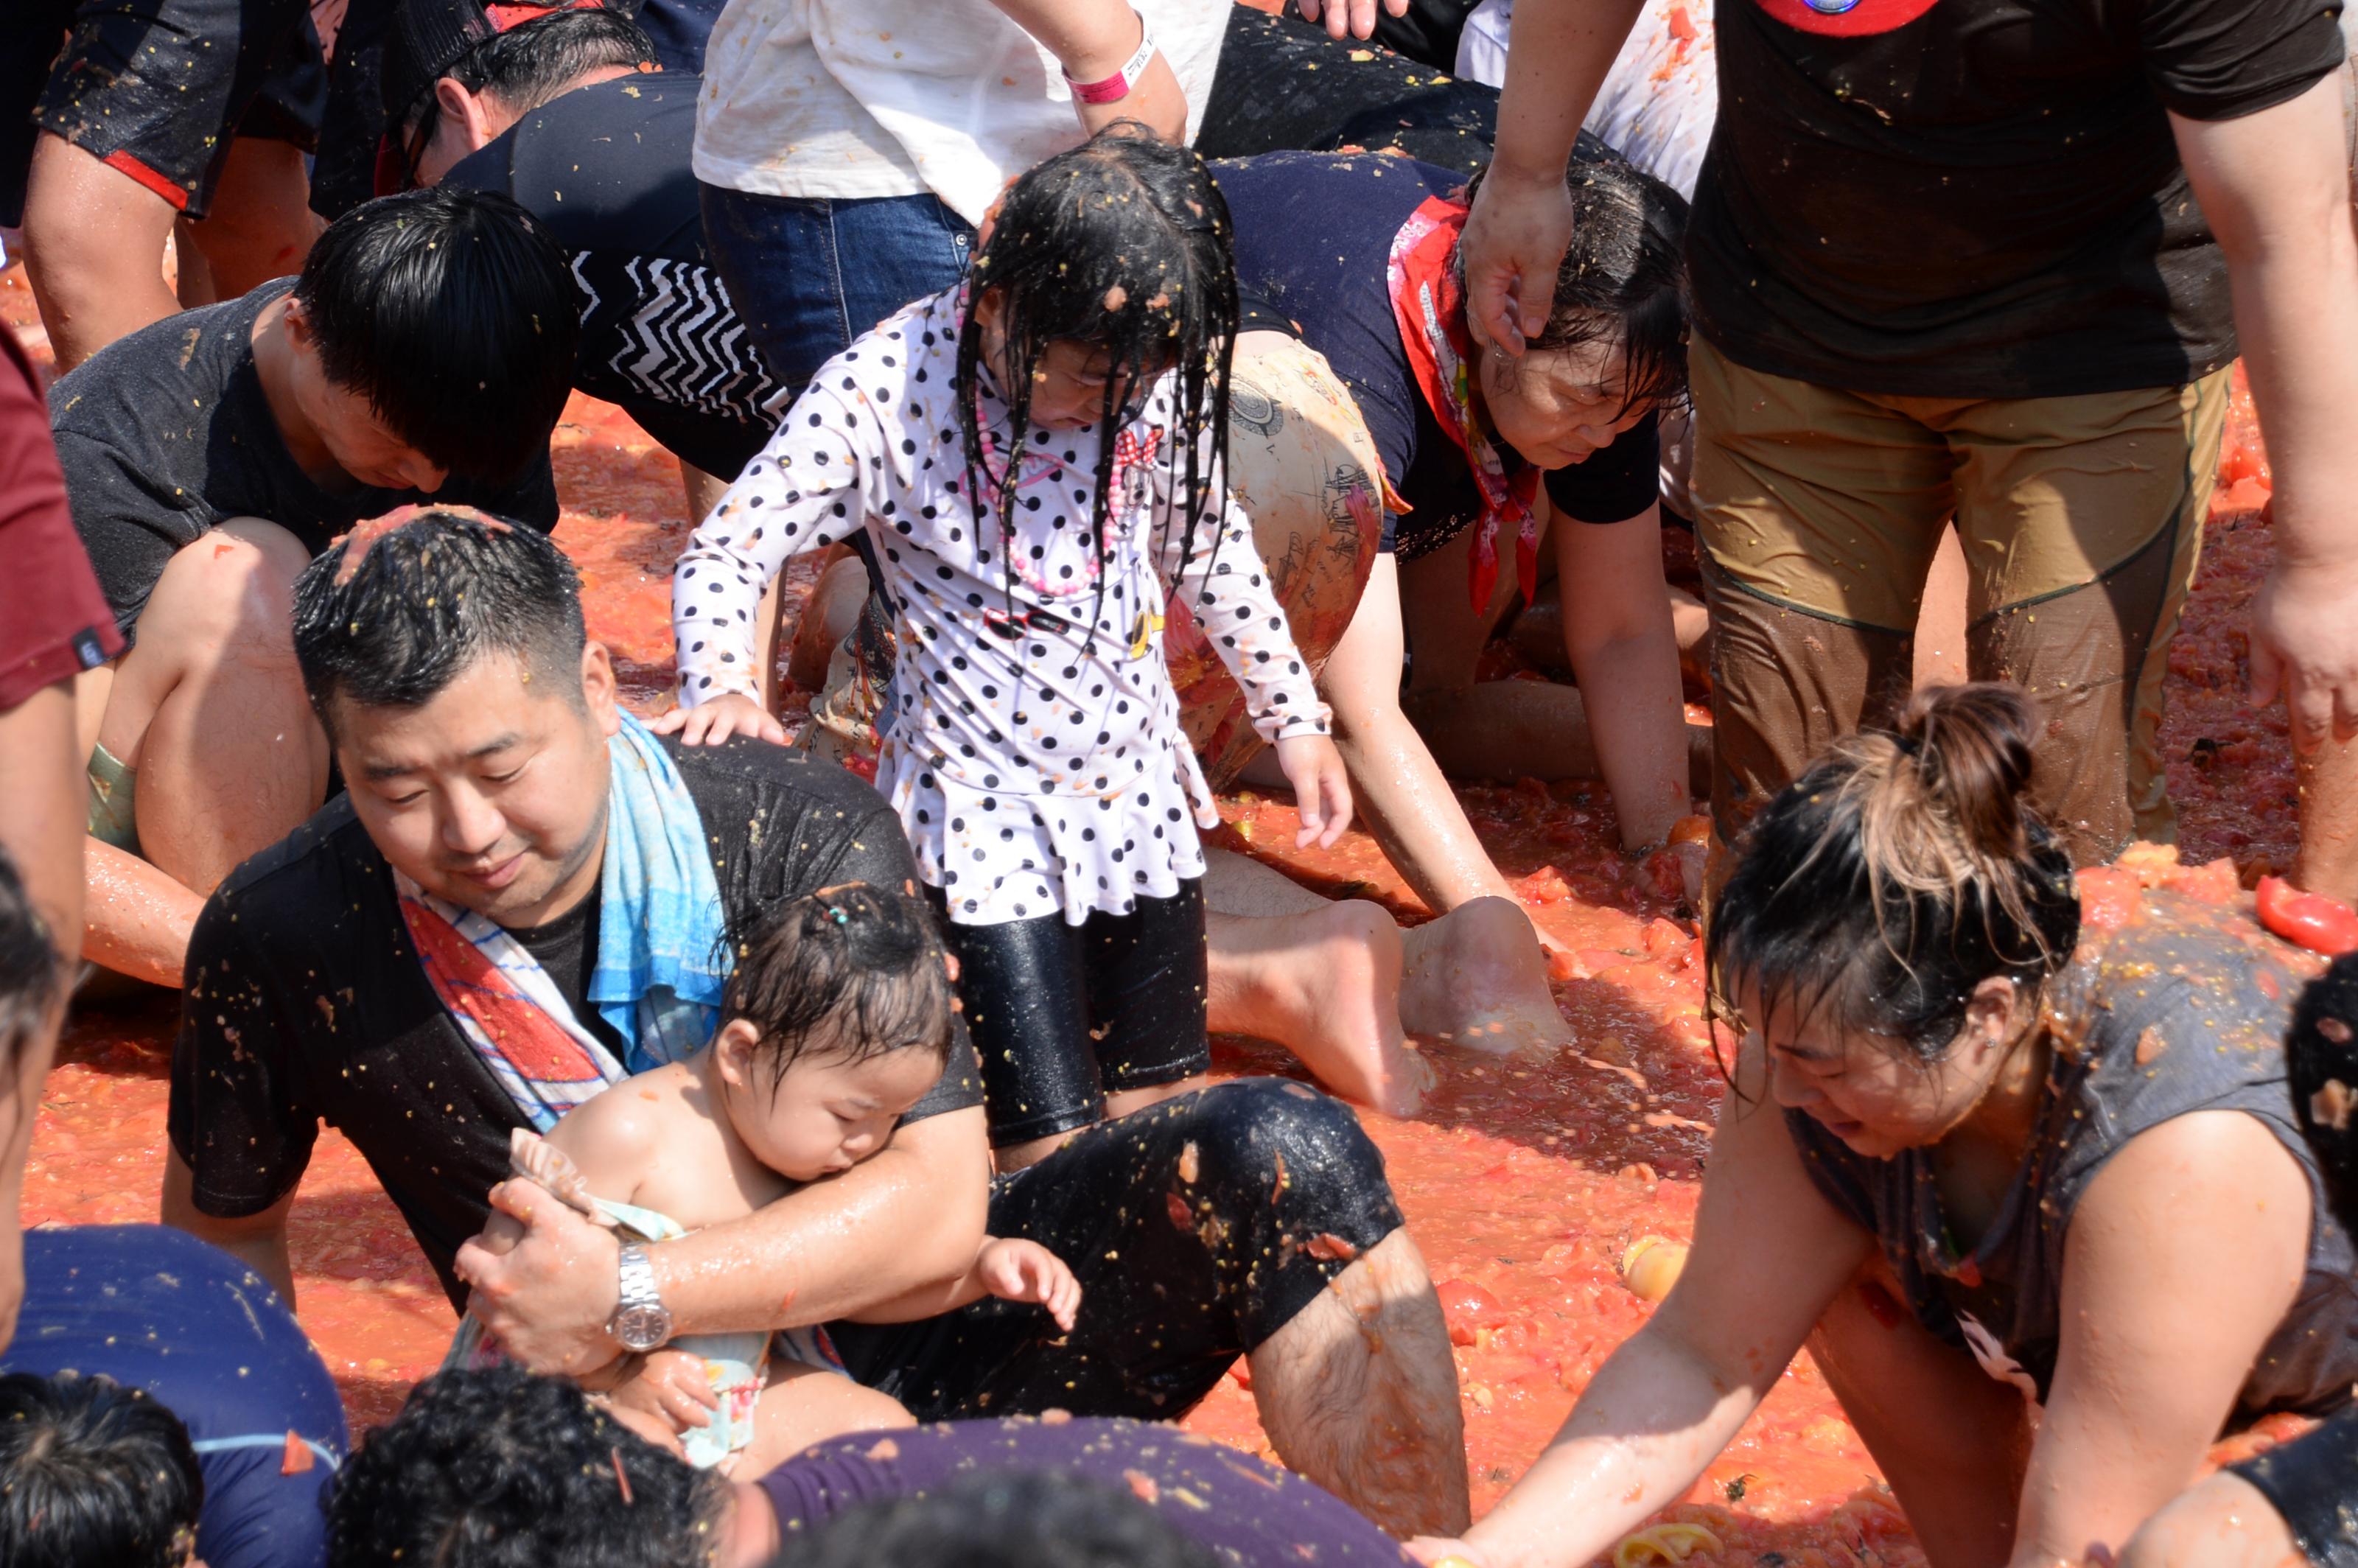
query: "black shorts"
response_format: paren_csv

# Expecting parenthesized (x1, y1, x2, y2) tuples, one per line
(828, 1079, 1407, 1420)
(1195, 4, 1500, 178)
(929, 879, 1212, 1149)
(2232, 1409, 2358, 1568)
(5, 0, 323, 224)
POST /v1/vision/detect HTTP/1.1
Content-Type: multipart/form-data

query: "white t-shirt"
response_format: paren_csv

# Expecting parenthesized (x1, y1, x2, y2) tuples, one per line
(694, 0, 1230, 225)
(1455, 0, 1718, 199)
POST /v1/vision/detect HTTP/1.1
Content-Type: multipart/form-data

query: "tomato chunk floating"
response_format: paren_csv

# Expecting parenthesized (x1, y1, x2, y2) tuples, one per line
(2256, 875, 2358, 956)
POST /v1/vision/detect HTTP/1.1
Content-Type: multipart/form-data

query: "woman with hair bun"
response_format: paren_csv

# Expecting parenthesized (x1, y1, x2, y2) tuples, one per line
(1412, 682, 2358, 1568)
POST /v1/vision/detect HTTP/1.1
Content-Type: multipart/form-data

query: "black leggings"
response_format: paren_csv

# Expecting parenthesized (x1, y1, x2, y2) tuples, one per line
(829, 1079, 1406, 1420)
(931, 880, 1211, 1149)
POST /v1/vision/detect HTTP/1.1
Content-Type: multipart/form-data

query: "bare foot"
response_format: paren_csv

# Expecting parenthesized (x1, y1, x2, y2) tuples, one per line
(1207, 903, 1434, 1116)
(1399, 896, 1570, 1054)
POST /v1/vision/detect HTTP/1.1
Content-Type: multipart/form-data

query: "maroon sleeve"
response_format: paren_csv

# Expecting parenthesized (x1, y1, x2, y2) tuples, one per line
(0, 325, 122, 710)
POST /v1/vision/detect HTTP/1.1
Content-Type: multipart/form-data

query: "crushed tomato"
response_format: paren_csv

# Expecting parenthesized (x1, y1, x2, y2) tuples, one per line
(3, 273, 2315, 1560)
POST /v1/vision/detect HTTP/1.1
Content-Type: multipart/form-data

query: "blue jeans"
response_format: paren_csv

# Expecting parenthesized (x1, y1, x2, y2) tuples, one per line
(698, 183, 974, 392)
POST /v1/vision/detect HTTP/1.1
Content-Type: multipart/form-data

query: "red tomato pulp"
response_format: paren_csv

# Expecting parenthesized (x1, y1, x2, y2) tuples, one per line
(5, 267, 2312, 1561)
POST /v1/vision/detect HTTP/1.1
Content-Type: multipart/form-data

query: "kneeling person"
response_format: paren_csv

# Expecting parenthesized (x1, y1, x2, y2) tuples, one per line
(57, 187, 577, 991)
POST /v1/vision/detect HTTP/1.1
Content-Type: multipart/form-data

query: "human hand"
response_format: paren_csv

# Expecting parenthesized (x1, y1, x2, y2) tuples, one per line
(608, 1348, 720, 1432)
(646, 693, 786, 747)
(977, 1238, 1082, 1332)
(454, 1177, 626, 1377)
(2249, 557, 2358, 754)
(1405, 1539, 1488, 1567)
(1293, 0, 1410, 40)
(1458, 160, 1574, 356)
(1276, 732, 1354, 849)
(333, 504, 511, 584)
(598, 1397, 689, 1458)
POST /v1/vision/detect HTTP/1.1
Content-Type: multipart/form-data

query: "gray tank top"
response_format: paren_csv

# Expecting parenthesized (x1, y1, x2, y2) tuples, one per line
(1791, 886, 2358, 1414)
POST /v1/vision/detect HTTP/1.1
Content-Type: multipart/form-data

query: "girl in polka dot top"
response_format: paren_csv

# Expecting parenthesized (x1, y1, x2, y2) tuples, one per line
(659, 130, 1354, 1157)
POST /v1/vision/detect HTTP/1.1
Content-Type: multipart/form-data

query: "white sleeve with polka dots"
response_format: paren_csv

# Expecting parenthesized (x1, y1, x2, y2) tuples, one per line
(670, 386, 870, 707)
(1155, 425, 1332, 746)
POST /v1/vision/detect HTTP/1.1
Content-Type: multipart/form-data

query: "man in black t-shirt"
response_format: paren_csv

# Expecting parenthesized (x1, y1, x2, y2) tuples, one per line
(57, 186, 575, 993)
(1463, 0, 2358, 891)
(167, 511, 1471, 1538)
(382, 0, 786, 498)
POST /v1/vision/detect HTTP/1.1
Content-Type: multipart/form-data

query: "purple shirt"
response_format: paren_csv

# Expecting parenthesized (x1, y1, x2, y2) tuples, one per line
(758, 1415, 1413, 1564)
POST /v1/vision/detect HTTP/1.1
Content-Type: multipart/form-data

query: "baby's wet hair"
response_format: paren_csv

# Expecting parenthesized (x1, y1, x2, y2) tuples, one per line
(724, 883, 955, 1092)
(957, 125, 1239, 648)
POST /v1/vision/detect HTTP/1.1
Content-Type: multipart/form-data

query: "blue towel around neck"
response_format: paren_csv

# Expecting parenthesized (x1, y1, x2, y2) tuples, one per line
(587, 713, 732, 1069)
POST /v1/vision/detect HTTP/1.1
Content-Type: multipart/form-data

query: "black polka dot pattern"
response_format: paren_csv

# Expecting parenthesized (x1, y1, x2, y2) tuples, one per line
(671, 287, 1332, 928)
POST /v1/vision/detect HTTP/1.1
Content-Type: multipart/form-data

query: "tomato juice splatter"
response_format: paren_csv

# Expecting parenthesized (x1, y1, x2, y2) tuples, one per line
(5, 265, 2312, 1559)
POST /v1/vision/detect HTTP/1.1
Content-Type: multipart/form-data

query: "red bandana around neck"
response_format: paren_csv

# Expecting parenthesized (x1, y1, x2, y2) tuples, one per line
(1386, 195, 1541, 615)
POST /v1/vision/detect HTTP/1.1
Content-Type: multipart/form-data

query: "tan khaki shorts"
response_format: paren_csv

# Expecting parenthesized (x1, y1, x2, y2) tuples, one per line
(805, 335, 1387, 789)
(1690, 334, 2228, 863)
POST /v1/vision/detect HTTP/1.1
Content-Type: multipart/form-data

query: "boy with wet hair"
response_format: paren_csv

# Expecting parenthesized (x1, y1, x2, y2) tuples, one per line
(0, 1371, 205, 1568)
(388, 0, 791, 496)
(57, 186, 576, 992)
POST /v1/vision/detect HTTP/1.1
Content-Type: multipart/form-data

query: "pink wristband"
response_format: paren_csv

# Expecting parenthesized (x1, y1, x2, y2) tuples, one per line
(1063, 10, 1156, 105)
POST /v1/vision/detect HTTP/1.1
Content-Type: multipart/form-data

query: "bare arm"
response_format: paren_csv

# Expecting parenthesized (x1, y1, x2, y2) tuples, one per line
(0, 681, 84, 1350)
(1440, 1044, 1873, 1568)
(1319, 554, 1536, 915)
(2173, 78, 2358, 762)
(161, 1150, 298, 1306)
(990, 0, 1188, 141)
(1556, 505, 1690, 851)
(2009, 1113, 2311, 1568)
(455, 1105, 993, 1376)
(1455, 0, 1648, 351)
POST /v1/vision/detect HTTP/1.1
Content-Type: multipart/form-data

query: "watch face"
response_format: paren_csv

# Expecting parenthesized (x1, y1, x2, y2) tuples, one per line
(612, 1303, 673, 1353)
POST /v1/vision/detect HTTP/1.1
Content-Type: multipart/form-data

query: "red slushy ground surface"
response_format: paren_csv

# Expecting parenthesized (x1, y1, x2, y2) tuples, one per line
(7, 266, 2306, 1564)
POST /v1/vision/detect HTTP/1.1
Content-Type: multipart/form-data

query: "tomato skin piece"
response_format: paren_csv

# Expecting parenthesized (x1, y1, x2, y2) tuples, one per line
(2256, 875, 2358, 956)
(2077, 866, 2142, 932)
(1435, 1278, 1509, 1345)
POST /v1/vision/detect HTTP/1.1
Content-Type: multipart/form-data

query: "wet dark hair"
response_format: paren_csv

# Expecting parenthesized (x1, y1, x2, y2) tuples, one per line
(769, 1469, 1219, 1568)
(1465, 152, 1689, 417)
(293, 187, 576, 483)
(292, 508, 587, 735)
(327, 1365, 720, 1568)
(1709, 684, 2082, 1063)
(957, 126, 1237, 665)
(724, 883, 954, 1094)
(2287, 954, 2358, 1236)
(0, 846, 59, 1074)
(395, 9, 657, 144)
(0, 1371, 204, 1568)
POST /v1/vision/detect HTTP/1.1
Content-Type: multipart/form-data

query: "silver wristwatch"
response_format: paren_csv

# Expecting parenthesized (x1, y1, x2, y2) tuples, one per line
(607, 1243, 674, 1353)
